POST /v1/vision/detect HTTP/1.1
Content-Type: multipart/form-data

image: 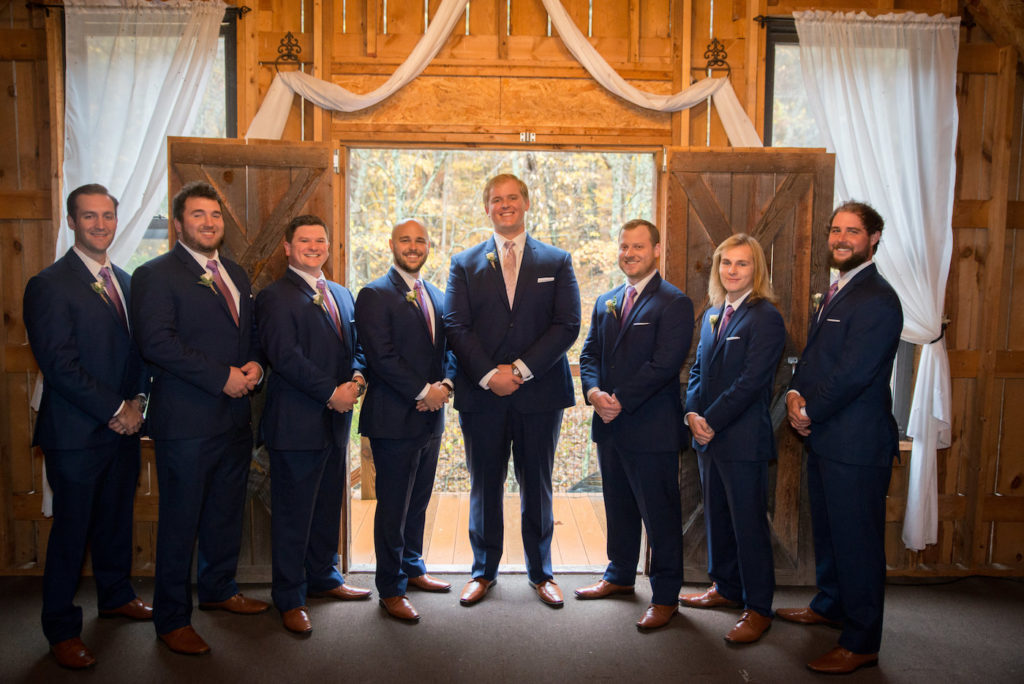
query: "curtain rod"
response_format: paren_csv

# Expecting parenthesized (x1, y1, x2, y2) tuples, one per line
(26, 3, 252, 18)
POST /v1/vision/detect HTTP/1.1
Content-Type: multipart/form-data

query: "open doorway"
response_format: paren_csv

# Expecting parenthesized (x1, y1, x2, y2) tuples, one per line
(343, 148, 657, 573)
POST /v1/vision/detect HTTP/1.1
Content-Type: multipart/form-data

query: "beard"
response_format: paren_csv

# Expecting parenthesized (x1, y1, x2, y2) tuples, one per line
(393, 249, 426, 273)
(828, 245, 870, 272)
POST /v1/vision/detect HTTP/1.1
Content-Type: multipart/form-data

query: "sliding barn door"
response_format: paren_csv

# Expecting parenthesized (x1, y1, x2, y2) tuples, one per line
(166, 137, 339, 580)
(663, 147, 834, 585)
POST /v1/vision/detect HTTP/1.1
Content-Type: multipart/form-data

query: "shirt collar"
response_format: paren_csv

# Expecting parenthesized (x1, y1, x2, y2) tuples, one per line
(625, 269, 658, 298)
(393, 265, 421, 291)
(72, 245, 110, 279)
(288, 265, 325, 292)
(836, 259, 873, 290)
(494, 231, 527, 256)
(724, 289, 752, 310)
(179, 240, 221, 271)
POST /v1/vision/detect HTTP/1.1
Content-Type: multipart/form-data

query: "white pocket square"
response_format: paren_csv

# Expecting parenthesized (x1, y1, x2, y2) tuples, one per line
(726, 336, 741, 341)
(537, 276, 555, 283)
(825, 318, 841, 323)
(632, 321, 651, 326)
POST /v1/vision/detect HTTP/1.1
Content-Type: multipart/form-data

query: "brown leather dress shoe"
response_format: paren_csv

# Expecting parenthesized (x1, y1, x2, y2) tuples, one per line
(775, 606, 841, 627)
(530, 579, 564, 607)
(198, 592, 270, 614)
(51, 637, 96, 669)
(158, 625, 211, 655)
(459, 578, 496, 606)
(309, 584, 373, 601)
(636, 604, 678, 631)
(678, 583, 742, 609)
(724, 610, 772, 643)
(380, 596, 420, 622)
(99, 597, 153, 620)
(806, 646, 878, 674)
(407, 574, 451, 592)
(574, 579, 635, 600)
(282, 607, 313, 634)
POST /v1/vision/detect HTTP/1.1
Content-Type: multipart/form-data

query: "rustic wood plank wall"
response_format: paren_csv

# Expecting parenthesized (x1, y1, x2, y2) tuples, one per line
(0, 0, 1020, 577)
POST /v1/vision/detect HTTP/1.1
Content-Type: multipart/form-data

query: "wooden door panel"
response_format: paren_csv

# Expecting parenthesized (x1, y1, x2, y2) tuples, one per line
(664, 147, 834, 585)
(167, 137, 338, 580)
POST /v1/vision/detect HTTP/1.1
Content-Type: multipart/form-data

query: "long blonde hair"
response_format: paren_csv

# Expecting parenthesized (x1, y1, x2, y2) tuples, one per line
(707, 233, 775, 308)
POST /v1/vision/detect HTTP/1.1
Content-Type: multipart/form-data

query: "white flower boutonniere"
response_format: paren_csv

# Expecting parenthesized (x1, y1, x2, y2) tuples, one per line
(709, 313, 720, 332)
(486, 251, 497, 270)
(198, 273, 217, 293)
(406, 290, 418, 304)
(312, 292, 325, 310)
(811, 292, 824, 313)
(606, 297, 617, 319)
(91, 281, 105, 296)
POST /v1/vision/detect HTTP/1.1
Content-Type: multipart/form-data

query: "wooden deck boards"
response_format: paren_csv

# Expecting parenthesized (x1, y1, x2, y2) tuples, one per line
(351, 493, 607, 570)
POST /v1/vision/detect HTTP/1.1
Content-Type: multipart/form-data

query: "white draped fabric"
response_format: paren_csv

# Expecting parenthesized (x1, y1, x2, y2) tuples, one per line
(59, 0, 225, 265)
(795, 11, 959, 550)
(246, 0, 761, 146)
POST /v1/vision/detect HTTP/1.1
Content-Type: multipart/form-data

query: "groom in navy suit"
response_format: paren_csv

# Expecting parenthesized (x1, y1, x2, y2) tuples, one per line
(577, 219, 693, 631)
(131, 181, 268, 655)
(782, 201, 903, 674)
(257, 214, 371, 635)
(444, 174, 580, 608)
(24, 184, 151, 669)
(356, 218, 456, 622)
(679, 233, 786, 644)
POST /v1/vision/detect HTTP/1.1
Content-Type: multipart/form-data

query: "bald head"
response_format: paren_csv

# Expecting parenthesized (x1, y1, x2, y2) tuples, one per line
(390, 219, 431, 275)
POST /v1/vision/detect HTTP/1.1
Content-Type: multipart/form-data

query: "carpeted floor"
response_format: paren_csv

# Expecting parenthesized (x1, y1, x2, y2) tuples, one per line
(0, 574, 1021, 683)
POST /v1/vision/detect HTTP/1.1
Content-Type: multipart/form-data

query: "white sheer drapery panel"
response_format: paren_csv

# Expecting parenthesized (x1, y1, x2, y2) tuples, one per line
(59, 0, 226, 266)
(246, 0, 761, 147)
(795, 11, 959, 550)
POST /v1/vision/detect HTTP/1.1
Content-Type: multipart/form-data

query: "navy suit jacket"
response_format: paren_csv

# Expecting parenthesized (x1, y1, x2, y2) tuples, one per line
(791, 264, 903, 467)
(130, 242, 262, 440)
(24, 249, 146, 450)
(256, 269, 365, 451)
(579, 273, 694, 453)
(685, 297, 786, 461)
(443, 235, 580, 413)
(355, 267, 456, 441)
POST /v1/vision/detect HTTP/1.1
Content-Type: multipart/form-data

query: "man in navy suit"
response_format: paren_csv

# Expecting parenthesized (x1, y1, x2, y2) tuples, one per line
(577, 219, 694, 630)
(131, 181, 268, 655)
(356, 218, 456, 622)
(24, 184, 152, 669)
(678, 234, 786, 644)
(257, 214, 371, 634)
(781, 201, 903, 674)
(444, 174, 580, 608)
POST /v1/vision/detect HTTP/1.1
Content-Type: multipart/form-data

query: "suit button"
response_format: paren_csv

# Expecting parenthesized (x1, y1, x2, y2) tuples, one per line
(509, 323, 514, 328)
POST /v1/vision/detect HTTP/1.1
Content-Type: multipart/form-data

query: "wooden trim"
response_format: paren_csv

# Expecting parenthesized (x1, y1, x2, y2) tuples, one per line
(886, 494, 967, 522)
(0, 191, 51, 220)
(952, 200, 1024, 229)
(982, 495, 1024, 521)
(957, 43, 1001, 74)
(167, 137, 332, 166)
(968, 46, 1017, 568)
(329, 61, 674, 80)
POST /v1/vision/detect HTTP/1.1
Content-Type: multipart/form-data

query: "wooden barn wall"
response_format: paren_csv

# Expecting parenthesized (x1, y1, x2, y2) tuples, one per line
(1, 0, 1021, 578)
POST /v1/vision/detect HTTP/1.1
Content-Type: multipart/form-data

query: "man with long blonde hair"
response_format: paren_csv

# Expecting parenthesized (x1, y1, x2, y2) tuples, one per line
(679, 233, 786, 644)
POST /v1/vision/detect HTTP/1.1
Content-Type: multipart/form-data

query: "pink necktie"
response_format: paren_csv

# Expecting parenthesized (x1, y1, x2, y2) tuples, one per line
(99, 266, 127, 328)
(819, 281, 839, 320)
(503, 241, 517, 306)
(206, 260, 239, 327)
(316, 278, 342, 336)
(620, 286, 637, 328)
(414, 280, 433, 340)
(717, 304, 734, 340)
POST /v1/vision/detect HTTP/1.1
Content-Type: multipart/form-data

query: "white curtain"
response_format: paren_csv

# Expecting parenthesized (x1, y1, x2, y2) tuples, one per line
(246, 0, 761, 147)
(795, 11, 960, 550)
(59, 0, 225, 265)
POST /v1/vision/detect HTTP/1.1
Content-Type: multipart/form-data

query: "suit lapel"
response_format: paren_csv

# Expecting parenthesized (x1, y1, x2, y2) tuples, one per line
(808, 264, 875, 340)
(328, 280, 353, 352)
(174, 243, 238, 326)
(388, 266, 434, 343)
(612, 274, 661, 353)
(710, 300, 749, 362)
(66, 249, 125, 329)
(286, 268, 341, 342)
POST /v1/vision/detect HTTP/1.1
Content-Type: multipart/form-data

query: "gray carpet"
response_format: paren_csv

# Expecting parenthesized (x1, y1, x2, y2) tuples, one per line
(1, 574, 1021, 683)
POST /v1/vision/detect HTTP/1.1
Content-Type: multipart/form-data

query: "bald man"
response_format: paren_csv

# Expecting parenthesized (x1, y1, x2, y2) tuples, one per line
(355, 219, 456, 622)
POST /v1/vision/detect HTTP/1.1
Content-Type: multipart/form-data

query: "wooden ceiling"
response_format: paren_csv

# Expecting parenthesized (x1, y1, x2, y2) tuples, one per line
(969, 0, 1024, 61)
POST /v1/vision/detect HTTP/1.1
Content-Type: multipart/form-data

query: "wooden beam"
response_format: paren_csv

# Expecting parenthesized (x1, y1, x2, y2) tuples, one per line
(957, 43, 1001, 74)
(965, 0, 1024, 68)
(0, 191, 50, 220)
(0, 29, 45, 61)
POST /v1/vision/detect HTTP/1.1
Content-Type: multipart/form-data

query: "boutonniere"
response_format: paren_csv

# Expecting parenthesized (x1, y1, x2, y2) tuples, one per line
(709, 313, 720, 332)
(90, 281, 106, 297)
(486, 251, 497, 269)
(811, 292, 824, 313)
(606, 297, 617, 319)
(405, 290, 417, 304)
(312, 292, 326, 311)
(198, 273, 217, 293)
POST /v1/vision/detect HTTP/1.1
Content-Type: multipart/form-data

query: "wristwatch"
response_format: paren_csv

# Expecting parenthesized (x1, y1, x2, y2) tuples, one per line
(511, 366, 523, 379)
(354, 379, 367, 397)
